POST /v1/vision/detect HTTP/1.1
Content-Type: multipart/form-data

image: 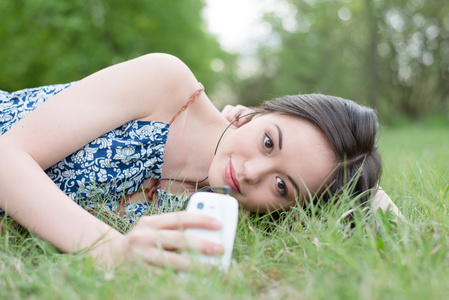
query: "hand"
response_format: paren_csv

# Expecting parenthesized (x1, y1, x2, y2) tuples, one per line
(221, 104, 256, 128)
(122, 211, 224, 271)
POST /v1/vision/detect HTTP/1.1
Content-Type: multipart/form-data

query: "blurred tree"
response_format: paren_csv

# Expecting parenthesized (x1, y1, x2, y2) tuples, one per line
(237, 0, 449, 123)
(376, 0, 449, 122)
(0, 0, 234, 93)
(237, 0, 370, 106)
(365, 0, 380, 109)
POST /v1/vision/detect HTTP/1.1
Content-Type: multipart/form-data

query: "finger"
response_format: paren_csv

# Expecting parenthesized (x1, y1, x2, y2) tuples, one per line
(127, 227, 224, 256)
(158, 230, 224, 255)
(135, 246, 194, 271)
(137, 211, 222, 231)
(130, 235, 222, 272)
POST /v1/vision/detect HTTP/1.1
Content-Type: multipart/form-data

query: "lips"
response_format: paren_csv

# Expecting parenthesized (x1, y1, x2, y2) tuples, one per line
(225, 160, 241, 193)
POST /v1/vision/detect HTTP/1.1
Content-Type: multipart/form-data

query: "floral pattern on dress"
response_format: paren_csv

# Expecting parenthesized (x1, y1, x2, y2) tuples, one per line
(1, 84, 187, 222)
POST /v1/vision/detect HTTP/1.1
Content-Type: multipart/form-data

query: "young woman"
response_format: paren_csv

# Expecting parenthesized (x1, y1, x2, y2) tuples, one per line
(0, 53, 398, 269)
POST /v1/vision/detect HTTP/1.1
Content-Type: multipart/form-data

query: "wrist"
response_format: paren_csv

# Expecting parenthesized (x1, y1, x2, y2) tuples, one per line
(87, 232, 131, 268)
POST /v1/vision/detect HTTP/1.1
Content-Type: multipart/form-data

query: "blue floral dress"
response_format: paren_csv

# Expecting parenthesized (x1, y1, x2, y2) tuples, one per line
(0, 83, 188, 222)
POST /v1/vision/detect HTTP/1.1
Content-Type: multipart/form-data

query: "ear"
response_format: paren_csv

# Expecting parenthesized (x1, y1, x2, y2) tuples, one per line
(221, 105, 258, 128)
(232, 111, 259, 128)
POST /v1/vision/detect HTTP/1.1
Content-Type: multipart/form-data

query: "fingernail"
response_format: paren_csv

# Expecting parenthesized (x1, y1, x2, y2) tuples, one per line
(210, 219, 222, 229)
(211, 245, 224, 255)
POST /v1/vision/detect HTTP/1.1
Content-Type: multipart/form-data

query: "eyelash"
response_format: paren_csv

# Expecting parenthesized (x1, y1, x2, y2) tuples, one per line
(262, 133, 288, 197)
(263, 134, 274, 153)
(276, 177, 287, 197)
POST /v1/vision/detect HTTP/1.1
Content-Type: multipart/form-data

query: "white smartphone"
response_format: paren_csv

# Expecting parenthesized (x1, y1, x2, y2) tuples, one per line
(183, 191, 239, 272)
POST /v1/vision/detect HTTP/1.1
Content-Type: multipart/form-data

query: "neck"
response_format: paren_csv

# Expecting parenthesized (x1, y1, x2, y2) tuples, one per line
(186, 117, 236, 188)
(162, 103, 236, 191)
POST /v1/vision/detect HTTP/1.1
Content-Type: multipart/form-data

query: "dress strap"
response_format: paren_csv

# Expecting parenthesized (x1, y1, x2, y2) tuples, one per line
(119, 83, 205, 210)
(168, 83, 204, 125)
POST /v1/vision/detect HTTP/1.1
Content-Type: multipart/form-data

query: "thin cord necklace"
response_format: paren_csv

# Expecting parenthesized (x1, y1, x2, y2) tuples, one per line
(159, 112, 259, 185)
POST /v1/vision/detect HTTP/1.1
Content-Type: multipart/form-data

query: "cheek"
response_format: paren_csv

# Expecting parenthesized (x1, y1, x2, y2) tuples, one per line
(228, 126, 257, 149)
(242, 187, 283, 213)
(207, 157, 224, 186)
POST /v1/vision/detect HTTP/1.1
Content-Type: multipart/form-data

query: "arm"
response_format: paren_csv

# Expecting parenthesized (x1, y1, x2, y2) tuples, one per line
(0, 53, 219, 268)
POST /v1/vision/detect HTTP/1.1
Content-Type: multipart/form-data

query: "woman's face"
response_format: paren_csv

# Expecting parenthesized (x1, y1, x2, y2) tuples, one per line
(208, 113, 336, 213)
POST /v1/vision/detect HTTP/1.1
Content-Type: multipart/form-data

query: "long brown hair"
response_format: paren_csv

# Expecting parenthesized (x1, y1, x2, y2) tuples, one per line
(256, 93, 381, 207)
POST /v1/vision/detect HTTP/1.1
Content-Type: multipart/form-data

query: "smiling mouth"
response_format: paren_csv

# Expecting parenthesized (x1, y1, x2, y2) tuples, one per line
(225, 160, 241, 193)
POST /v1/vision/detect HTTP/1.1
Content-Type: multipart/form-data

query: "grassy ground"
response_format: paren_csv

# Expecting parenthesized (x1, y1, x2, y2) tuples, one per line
(1, 125, 448, 300)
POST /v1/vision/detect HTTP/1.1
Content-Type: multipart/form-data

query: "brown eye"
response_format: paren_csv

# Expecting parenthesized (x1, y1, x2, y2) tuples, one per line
(276, 177, 287, 196)
(263, 135, 273, 152)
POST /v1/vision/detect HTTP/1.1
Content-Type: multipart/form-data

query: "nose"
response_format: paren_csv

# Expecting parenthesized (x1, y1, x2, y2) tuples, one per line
(241, 158, 272, 185)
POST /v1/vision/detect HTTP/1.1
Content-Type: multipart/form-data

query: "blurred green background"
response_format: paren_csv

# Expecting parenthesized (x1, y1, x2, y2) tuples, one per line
(1, 0, 448, 126)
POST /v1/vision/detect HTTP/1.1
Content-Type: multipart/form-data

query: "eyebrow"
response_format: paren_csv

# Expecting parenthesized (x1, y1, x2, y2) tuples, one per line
(288, 175, 300, 198)
(275, 124, 283, 150)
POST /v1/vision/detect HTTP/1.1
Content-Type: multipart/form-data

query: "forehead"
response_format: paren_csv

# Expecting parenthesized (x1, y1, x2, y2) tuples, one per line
(257, 113, 336, 196)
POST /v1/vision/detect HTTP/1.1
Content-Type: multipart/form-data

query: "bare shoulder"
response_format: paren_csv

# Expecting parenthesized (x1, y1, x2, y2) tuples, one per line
(65, 53, 202, 119)
(108, 53, 202, 121)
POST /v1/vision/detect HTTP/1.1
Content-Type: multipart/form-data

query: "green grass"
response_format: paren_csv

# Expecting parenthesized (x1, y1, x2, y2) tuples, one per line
(1, 126, 448, 300)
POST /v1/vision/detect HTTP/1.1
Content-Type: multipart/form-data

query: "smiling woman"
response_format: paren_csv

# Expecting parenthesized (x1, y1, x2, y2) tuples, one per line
(0, 53, 393, 269)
